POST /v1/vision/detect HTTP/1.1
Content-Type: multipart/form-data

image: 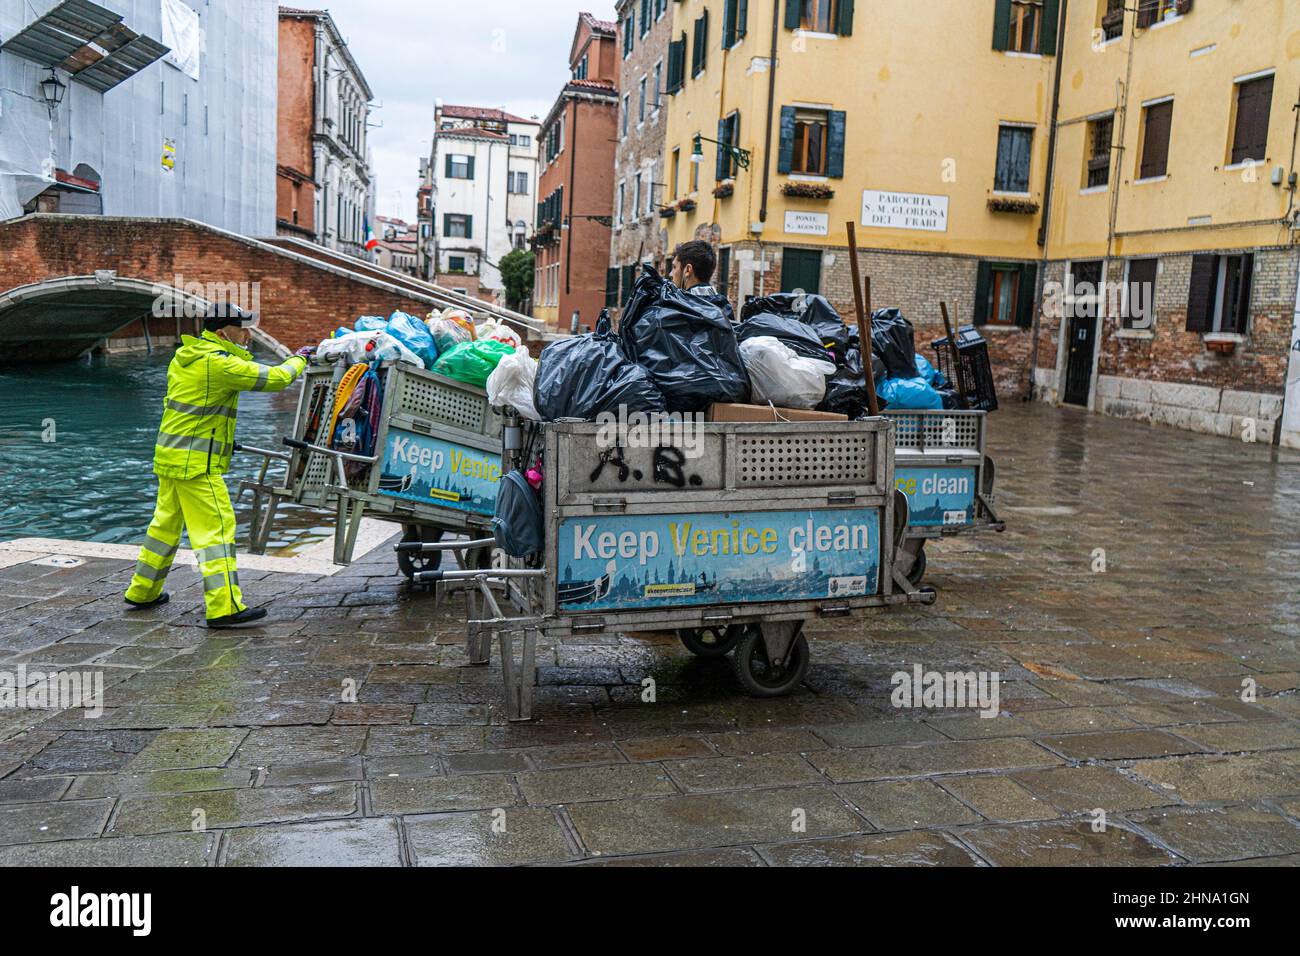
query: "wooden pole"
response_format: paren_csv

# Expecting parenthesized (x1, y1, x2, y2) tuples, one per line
(940, 301, 968, 407)
(845, 221, 881, 416)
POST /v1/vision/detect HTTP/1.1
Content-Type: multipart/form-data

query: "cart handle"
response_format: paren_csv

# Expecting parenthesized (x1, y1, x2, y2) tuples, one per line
(413, 568, 548, 585)
(282, 437, 378, 464)
(234, 443, 292, 463)
(394, 537, 497, 554)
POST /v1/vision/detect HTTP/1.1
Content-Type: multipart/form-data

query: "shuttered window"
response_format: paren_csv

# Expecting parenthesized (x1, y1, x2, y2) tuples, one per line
(784, 0, 854, 36)
(666, 34, 686, 93)
(1123, 258, 1158, 330)
(1231, 74, 1274, 165)
(974, 262, 1036, 327)
(1139, 100, 1173, 179)
(723, 0, 748, 47)
(620, 264, 636, 306)
(1137, 0, 1192, 29)
(1085, 115, 1113, 188)
(691, 12, 709, 76)
(781, 248, 822, 295)
(994, 125, 1033, 193)
(716, 112, 740, 180)
(444, 214, 471, 239)
(777, 106, 846, 177)
(993, 0, 1059, 54)
(605, 267, 620, 309)
(1186, 253, 1252, 334)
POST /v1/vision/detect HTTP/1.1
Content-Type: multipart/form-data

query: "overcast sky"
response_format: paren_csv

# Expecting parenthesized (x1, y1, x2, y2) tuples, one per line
(322, 0, 617, 222)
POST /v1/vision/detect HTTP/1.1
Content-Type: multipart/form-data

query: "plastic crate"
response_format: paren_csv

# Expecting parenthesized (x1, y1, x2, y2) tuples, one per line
(931, 325, 998, 412)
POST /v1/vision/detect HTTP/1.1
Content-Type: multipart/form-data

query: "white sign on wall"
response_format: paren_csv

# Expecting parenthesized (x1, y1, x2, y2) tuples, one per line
(162, 0, 202, 81)
(861, 189, 949, 233)
(784, 210, 829, 236)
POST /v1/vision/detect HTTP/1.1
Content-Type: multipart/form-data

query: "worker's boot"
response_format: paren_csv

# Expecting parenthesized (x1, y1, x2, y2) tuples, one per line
(124, 593, 170, 610)
(206, 607, 268, 629)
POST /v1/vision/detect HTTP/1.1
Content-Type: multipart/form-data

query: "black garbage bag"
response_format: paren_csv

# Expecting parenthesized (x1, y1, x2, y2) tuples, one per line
(741, 292, 851, 362)
(871, 308, 917, 379)
(737, 311, 836, 364)
(619, 265, 749, 412)
(533, 311, 666, 421)
(818, 347, 871, 419)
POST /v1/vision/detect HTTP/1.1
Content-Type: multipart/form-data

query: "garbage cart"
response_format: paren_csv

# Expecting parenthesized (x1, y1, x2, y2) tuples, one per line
(399, 417, 936, 720)
(239, 358, 503, 580)
(884, 408, 1004, 585)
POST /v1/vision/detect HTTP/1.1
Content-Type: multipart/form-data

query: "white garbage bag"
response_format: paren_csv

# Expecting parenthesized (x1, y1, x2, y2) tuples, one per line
(477, 317, 523, 349)
(486, 345, 540, 420)
(317, 330, 422, 368)
(739, 336, 836, 409)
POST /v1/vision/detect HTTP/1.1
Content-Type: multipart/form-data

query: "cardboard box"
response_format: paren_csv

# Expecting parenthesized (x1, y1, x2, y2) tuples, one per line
(707, 403, 849, 423)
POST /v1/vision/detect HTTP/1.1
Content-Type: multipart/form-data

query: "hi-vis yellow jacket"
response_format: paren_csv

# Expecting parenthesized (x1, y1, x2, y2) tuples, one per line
(153, 331, 306, 480)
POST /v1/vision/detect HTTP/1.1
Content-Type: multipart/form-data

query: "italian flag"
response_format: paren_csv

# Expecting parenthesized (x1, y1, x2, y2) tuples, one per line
(364, 218, 379, 252)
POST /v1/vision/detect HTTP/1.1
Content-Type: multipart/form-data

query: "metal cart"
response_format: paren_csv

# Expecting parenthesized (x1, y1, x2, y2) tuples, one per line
(238, 358, 504, 580)
(884, 408, 1004, 585)
(400, 417, 936, 720)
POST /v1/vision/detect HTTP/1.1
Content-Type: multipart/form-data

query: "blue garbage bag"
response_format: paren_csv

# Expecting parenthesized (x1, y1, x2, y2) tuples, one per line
(914, 354, 946, 388)
(878, 376, 944, 410)
(386, 311, 439, 369)
(355, 316, 388, 332)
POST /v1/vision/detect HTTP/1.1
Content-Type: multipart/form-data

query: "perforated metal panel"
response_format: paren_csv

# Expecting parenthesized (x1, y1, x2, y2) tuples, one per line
(890, 412, 980, 453)
(396, 373, 500, 437)
(736, 433, 876, 487)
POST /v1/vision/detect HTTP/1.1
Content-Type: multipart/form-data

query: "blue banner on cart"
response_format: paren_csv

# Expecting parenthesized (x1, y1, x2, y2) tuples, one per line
(895, 467, 977, 527)
(556, 508, 880, 612)
(377, 428, 501, 516)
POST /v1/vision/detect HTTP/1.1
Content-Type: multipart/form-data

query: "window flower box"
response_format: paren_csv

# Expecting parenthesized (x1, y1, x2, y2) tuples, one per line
(987, 196, 1040, 214)
(677, 197, 697, 213)
(780, 181, 834, 200)
(658, 206, 677, 219)
(713, 179, 735, 199)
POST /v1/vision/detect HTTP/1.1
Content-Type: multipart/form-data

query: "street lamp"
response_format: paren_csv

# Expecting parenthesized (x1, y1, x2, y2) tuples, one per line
(40, 69, 67, 112)
(690, 133, 751, 171)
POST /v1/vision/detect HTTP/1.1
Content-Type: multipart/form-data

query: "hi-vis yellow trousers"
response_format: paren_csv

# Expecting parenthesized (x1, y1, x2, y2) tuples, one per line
(124, 474, 245, 620)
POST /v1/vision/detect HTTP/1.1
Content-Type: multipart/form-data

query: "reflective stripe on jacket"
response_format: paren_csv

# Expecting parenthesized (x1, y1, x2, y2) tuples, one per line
(153, 330, 307, 480)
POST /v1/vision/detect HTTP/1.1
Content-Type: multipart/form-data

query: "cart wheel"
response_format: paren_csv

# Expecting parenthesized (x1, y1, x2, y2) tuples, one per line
(397, 525, 443, 581)
(906, 543, 928, 587)
(677, 625, 742, 658)
(731, 624, 809, 698)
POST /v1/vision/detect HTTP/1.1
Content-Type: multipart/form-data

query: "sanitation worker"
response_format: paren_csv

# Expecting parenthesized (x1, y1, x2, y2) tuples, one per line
(124, 304, 314, 628)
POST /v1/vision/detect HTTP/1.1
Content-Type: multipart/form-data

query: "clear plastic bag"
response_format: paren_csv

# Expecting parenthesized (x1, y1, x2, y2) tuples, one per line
(477, 317, 523, 349)
(427, 310, 476, 354)
(738, 336, 835, 409)
(317, 330, 422, 367)
(486, 345, 540, 420)
(386, 311, 439, 369)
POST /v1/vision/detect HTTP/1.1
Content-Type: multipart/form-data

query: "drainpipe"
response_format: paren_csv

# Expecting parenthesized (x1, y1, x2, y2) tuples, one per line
(565, 101, 578, 300)
(757, 1, 781, 225)
(1029, 0, 1067, 401)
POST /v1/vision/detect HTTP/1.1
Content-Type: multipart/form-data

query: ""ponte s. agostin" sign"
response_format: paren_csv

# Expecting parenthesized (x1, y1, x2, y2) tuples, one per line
(861, 189, 949, 233)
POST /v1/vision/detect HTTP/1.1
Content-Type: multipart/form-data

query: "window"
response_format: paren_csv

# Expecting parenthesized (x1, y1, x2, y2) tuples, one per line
(781, 248, 823, 295)
(975, 261, 1037, 326)
(448, 255, 466, 273)
(621, 263, 636, 305)
(645, 165, 656, 214)
(797, 0, 836, 33)
(1123, 258, 1158, 330)
(616, 180, 625, 226)
(634, 176, 643, 219)
(446, 154, 473, 179)
(622, 94, 630, 138)
(606, 266, 620, 309)
(691, 12, 709, 76)
(1231, 73, 1274, 165)
(1100, 0, 1124, 41)
(1137, 0, 1191, 29)
(517, 134, 531, 147)
(1009, 1, 1042, 53)
(1068, 260, 1104, 319)
(1187, 253, 1254, 335)
(639, 77, 647, 123)
(666, 33, 687, 93)
(573, 55, 588, 80)
(1085, 115, 1113, 188)
(691, 145, 700, 191)
(623, 13, 635, 57)
(640, 0, 651, 36)
(994, 125, 1033, 193)
(717, 246, 731, 293)
(508, 171, 529, 194)
(1139, 99, 1173, 179)
(670, 146, 680, 198)
(792, 109, 827, 174)
(778, 106, 845, 177)
(723, 0, 749, 47)
(652, 62, 662, 112)
(655, 0, 667, 19)
(444, 214, 471, 238)
(716, 111, 740, 180)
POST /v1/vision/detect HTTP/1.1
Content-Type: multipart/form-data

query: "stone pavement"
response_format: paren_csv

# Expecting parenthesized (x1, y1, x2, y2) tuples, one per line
(1, 403, 1298, 866)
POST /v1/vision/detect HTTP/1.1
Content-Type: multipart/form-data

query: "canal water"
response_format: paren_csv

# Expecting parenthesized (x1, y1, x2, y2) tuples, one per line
(0, 349, 332, 553)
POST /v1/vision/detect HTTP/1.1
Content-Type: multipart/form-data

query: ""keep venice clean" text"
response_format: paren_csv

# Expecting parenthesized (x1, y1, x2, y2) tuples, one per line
(571, 518, 873, 566)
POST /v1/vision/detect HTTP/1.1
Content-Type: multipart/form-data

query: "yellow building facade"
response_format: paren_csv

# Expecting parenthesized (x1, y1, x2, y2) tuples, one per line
(655, 0, 1300, 447)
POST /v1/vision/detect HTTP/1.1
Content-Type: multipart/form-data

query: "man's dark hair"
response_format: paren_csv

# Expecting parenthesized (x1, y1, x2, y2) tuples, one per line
(673, 240, 715, 285)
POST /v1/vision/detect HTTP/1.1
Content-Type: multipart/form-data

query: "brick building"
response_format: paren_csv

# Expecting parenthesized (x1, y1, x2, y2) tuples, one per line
(532, 13, 620, 331)
(607, 0, 674, 318)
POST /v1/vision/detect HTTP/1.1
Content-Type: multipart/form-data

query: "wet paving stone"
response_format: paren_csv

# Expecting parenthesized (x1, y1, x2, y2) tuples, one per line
(938, 776, 1058, 823)
(1177, 720, 1300, 754)
(0, 775, 71, 804)
(566, 786, 863, 857)
(231, 727, 368, 767)
(368, 774, 518, 815)
(517, 763, 675, 805)
(0, 799, 114, 845)
(809, 738, 1063, 783)
(617, 735, 716, 762)
(24, 730, 158, 774)
(364, 755, 444, 779)
(1127, 752, 1300, 804)
(663, 753, 823, 793)
(958, 820, 1179, 866)
(1038, 729, 1206, 761)
(524, 742, 626, 770)
(811, 719, 947, 749)
(110, 783, 359, 835)
(1011, 765, 1173, 814)
(223, 818, 402, 866)
(705, 728, 827, 756)
(0, 833, 216, 866)
(406, 808, 575, 866)
(444, 751, 531, 775)
(579, 846, 765, 866)
(761, 830, 981, 866)
(1127, 806, 1300, 864)
(127, 728, 249, 772)
(255, 758, 364, 787)
(69, 768, 253, 799)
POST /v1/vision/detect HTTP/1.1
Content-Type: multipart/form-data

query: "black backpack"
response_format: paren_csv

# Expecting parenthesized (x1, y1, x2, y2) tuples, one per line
(491, 470, 544, 557)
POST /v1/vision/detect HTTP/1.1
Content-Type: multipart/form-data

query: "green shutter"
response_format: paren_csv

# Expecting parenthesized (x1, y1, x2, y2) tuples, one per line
(464, 215, 472, 239)
(992, 0, 1012, 51)
(723, 0, 734, 47)
(445, 154, 453, 178)
(827, 111, 846, 178)
(621, 264, 635, 305)
(1040, 0, 1060, 55)
(973, 261, 993, 324)
(699, 11, 708, 71)
(1017, 262, 1038, 328)
(737, 0, 748, 40)
(1186, 254, 1217, 332)
(716, 117, 729, 180)
(777, 106, 796, 174)
(466, 155, 475, 180)
(837, 0, 854, 36)
(442, 214, 450, 238)
(784, 0, 801, 31)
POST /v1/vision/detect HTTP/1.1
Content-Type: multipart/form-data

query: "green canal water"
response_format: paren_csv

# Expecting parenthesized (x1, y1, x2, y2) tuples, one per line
(0, 349, 332, 553)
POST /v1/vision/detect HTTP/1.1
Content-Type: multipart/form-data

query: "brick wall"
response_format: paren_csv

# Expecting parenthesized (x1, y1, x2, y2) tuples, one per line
(276, 16, 316, 236)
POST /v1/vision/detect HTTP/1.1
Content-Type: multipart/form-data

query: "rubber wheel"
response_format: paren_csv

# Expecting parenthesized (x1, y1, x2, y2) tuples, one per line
(677, 625, 742, 658)
(731, 625, 810, 698)
(397, 525, 443, 581)
(905, 543, 927, 587)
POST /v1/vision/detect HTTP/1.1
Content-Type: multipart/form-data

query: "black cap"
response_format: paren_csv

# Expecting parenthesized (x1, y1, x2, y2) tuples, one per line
(203, 303, 258, 332)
